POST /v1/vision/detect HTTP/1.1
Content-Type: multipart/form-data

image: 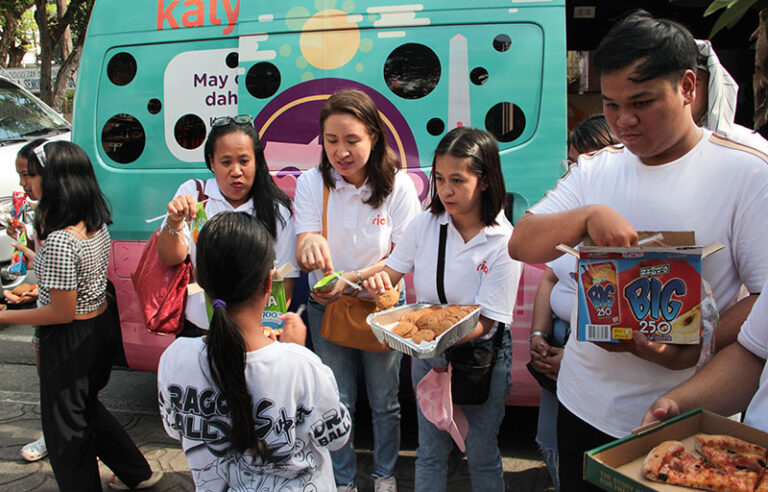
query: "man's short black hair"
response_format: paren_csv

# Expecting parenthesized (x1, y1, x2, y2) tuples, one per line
(594, 10, 698, 83)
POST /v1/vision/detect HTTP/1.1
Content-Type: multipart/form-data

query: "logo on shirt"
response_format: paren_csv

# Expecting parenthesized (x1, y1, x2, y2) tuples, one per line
(371, 214, 387, 226)
(476, 261, 489, 274)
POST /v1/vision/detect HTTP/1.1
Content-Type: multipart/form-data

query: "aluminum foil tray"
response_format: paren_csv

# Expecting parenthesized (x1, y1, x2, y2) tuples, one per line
(367, 303, 480, 358)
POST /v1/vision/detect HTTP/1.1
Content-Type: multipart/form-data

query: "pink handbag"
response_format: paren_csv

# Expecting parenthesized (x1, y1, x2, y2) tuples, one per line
(131, 180, 204, 335)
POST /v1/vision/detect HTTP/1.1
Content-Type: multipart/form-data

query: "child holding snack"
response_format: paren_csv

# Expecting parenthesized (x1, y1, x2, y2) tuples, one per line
(157, 115, 298, 336)
(0, 140, 161, 490)
(365, 127, 522, 491)
(158, 211, 349, 490)
(5, 139, 45, 462)
(294, 89, 421, 491)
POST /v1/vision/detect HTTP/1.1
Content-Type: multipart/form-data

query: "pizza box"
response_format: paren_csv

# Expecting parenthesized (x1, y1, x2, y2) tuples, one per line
(367, 303, 480, 359)
(557, 231, 723, 345)
(585, 409, 768, 491)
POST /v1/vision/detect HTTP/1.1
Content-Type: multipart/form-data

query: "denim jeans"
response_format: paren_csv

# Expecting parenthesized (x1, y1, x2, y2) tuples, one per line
(308, 298, 402, 486)
(536, 388, 560, 491)
(412, 328, 512, 492)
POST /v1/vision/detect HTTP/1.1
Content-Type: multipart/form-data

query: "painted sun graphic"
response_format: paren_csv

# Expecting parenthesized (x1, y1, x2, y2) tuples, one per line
(285, 0, 373, 79)
(301, 9, 360, 70)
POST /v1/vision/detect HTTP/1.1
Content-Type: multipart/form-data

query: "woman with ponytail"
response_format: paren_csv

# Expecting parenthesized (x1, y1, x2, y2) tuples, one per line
(158, 212, 350, 490)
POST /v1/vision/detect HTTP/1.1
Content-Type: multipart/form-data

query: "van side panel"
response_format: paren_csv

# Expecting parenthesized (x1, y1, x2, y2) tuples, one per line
(74, 2, 565, 401)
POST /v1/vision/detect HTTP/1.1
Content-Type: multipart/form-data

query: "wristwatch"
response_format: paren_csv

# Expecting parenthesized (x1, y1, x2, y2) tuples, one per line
(529, 331, 550, 342)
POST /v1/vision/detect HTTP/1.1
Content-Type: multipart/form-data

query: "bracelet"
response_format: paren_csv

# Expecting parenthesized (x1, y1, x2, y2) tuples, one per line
(355, 270, 363, 285)
(529, 331, 550, 342)
(163, 221, 185, 236)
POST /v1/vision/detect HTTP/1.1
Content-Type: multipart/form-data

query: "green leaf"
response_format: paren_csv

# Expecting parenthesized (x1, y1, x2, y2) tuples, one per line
(704, 0, 739, 16)
(709, 0, 760, 37)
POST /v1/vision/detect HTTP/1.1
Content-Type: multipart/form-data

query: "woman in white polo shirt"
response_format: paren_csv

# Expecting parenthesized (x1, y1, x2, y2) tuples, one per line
(157, 116, 298, 336)
(294, 90, 421, 492)
(365, 127, 522, 491)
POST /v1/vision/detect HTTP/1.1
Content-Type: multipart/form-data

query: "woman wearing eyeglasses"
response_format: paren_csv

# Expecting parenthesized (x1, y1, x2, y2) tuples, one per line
(0, 140, 162, 490)
(157, 115, 299, 337)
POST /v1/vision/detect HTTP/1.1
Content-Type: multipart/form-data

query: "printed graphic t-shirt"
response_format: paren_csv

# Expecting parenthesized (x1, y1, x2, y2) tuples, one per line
(158, 338, 350, 491)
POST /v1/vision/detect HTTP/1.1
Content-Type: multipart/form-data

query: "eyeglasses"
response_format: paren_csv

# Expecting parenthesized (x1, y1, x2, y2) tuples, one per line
(211, 114, 254, 128)
(33, 142, 48, 168)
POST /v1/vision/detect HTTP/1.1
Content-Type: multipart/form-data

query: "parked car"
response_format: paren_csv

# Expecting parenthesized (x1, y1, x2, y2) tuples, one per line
(0, 71, 71, 289)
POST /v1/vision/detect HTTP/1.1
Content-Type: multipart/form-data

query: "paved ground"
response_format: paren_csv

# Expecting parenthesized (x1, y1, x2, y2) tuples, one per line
(0, 322, 552, 491)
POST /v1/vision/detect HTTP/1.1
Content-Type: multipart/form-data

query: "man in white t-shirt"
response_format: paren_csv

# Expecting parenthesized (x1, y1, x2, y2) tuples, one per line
(642, 277, 768, 433)
(507, 11, 768, 492)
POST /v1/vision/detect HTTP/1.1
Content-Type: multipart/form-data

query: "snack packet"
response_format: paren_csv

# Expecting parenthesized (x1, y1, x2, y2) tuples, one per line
(313, 271, 343, 293)
(8, 192, 28, 275)
(262, 263, 296, 337)
(189, 200, 208, 244)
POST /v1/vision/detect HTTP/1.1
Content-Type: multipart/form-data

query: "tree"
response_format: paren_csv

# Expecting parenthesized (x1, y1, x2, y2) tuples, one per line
(34, 0, 93, 112)
(704, 0, 768, 130)
(0, 0, 35, 67)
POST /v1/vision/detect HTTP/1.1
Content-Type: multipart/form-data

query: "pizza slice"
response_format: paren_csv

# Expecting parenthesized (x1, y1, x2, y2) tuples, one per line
(694, 434, 767, 473)
(642, 440, 757, 492)
(756, 472, 768, 492)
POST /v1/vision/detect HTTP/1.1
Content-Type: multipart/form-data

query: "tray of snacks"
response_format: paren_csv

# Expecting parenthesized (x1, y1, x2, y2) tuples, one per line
(367, 303, 481, 358)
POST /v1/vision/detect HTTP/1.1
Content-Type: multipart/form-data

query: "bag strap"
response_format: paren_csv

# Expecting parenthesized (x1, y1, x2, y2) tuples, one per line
(492, 322, 506, 349)
(195, 179, 207, 202)
(321, 185, 330, 239)
(436, 223, 448, 304)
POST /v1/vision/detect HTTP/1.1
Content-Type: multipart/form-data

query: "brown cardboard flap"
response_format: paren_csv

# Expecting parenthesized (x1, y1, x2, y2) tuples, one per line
(702, 241, 725, 259)
(273, 262, 296, 281)
(631, 421, 664, 436)
(556, 244, 579, 258)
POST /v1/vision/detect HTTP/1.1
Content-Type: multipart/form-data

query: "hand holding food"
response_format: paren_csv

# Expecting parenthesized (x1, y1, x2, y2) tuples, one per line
(363, 271, 393, 296)
(375, 288, 399, 310)
(165, 193, 198, 227)
(3, 284, 38, 304)
(277, 312, 307, 346)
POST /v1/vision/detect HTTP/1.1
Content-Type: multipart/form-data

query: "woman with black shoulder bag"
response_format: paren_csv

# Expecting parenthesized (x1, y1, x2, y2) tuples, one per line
(365, 127, 522, 491)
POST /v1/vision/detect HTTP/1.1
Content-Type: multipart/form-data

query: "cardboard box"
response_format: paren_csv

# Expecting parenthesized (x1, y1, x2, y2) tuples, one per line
(585, 409, 768, 491)
(558, 232, 723, 345)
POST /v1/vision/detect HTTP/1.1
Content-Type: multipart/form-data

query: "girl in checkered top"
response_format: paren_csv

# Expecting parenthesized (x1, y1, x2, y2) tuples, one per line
(0, 141, 162, 491)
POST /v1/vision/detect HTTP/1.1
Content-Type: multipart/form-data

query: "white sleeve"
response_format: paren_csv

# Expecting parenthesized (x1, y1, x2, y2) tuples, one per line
(731, 171, 768, 293)
(157, 348, 182, 441)
(294, 171, 322, 235)
(738, 278, 768, 360)
(528, 162, 587, 215)
(385, 212, 424, 275)
(309, 363, 352, 451)
(274, 204, 299, 278)
(388, 173, 422, 244)
(477, 245, 522, 324)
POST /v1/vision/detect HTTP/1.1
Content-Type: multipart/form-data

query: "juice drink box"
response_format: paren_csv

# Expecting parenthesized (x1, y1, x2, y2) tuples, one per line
(8, 192, 28, 275)
(262, 263, 297, 337)
(560, 232, 723, 344)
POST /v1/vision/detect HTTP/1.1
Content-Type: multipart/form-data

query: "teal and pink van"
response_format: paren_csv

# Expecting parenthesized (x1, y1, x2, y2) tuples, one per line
(73, 0, 566, 406)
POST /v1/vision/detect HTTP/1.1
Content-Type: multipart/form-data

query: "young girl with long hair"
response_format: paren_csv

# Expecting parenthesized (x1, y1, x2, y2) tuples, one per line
(365, 127, 522, 491)
(158, 212, 350, 490)
(294, 89, 421, 491)
(4, 138, 46, 462)
(0, 140, 161, 490)
(157, 116, 297, 336)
